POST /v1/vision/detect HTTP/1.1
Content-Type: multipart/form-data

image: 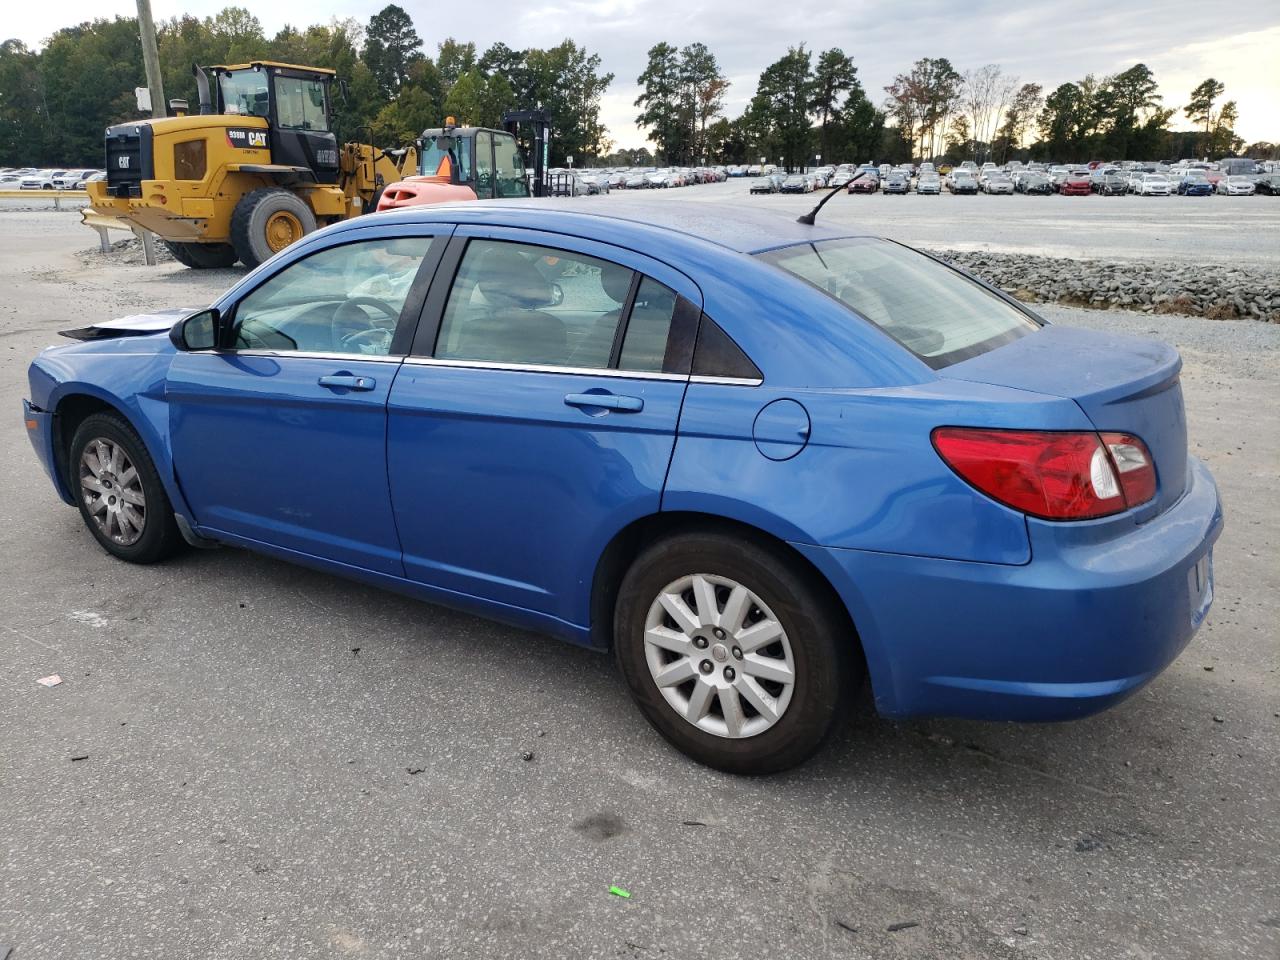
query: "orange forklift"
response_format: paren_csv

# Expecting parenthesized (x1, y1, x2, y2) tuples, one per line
(376, 109, 553, 210)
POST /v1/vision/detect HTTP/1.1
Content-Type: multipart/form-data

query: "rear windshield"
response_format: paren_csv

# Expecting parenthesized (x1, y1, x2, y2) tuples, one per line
(758, 238, 1039, 368)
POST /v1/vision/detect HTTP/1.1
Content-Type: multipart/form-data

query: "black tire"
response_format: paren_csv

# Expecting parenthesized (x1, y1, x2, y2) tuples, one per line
(69, 412, 184, 564)
(230, 187, 317, 269)
(613, 531, 858, 775)
(163, 240, 238, 269)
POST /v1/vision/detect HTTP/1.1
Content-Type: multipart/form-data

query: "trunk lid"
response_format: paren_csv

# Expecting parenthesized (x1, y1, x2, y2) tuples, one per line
(943, 324, 1188, 516)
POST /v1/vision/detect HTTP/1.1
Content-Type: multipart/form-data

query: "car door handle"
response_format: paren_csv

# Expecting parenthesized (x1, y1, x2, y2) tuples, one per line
(318, 374, 376, 391)
(564, 393, 644, 413)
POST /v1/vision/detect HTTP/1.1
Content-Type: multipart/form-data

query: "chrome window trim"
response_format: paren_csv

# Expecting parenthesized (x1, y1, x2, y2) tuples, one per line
(689, 375, 763, 387)
(190, 349, 406, 363)
(403, 356, 687, 381)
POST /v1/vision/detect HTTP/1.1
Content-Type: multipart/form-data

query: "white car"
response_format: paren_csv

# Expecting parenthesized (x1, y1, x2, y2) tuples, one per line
(53, 169, 96, 189)
(20, 169, 64, 190)
(983, 176, 1015, 195)
(1216, 176, 1256, 196)
(1137, 174, 1172, 196)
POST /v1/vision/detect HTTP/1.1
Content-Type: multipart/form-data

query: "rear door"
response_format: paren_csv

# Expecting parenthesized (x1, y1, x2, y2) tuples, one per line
(167, 227, 446, 574)
(386, 227, 700, 626)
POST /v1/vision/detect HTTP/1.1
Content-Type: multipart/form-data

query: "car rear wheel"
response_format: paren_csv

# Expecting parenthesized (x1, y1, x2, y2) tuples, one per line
(69, 413, 184, 564)
(614, 532, 855, 774)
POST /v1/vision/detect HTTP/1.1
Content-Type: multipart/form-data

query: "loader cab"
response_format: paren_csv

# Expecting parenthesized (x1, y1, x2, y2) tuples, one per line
(418, 122, 530, 199)
(209, 62, 340, 185)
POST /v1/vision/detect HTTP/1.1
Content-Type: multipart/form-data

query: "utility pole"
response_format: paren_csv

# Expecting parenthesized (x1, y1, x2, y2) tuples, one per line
(136, 0, 166, 118)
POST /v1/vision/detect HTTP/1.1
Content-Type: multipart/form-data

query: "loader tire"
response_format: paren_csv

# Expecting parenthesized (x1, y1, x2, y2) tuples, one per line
(163, 241, 238, 269)
(230, 188, 317, 269)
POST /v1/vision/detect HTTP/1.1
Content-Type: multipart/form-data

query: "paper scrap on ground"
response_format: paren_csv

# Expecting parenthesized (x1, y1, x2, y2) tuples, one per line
(37, 674, 63, 687)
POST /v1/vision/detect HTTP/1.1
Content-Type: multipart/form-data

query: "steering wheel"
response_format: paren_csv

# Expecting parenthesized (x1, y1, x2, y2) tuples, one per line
(332, 296, 400, 350)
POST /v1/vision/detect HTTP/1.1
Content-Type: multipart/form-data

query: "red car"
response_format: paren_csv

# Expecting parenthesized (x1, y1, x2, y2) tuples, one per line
(846, 173, 878, 194)
(1059, 174, 1092, 196)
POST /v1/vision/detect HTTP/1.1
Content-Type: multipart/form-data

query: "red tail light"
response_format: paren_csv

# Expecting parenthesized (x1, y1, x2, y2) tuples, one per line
(932, 427, 1156, 520)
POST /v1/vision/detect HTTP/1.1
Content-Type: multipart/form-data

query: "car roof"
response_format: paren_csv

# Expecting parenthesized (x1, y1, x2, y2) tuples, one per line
(359, 198, 855, 254)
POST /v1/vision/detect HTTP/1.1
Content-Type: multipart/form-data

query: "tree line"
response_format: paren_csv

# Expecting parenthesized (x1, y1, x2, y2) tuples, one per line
(634, 45, 1265, 170)
(1, 9, 1273, 169)
(0, 4, 613, 166)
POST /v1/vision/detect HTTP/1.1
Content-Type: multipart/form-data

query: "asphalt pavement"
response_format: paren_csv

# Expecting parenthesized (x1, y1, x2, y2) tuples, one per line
(0, 206, 1276, 960)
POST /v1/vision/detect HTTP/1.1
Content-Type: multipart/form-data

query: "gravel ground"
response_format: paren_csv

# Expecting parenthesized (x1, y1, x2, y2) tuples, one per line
(1, 209, 1277, 960)
(935, 249, 1280, 321)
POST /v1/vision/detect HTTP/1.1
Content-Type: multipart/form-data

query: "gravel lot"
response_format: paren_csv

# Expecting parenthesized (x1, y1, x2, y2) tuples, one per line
(1, 208, 1277, 960)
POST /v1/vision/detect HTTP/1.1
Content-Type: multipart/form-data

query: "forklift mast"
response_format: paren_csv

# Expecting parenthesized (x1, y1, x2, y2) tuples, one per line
(501, 108, 553, 199)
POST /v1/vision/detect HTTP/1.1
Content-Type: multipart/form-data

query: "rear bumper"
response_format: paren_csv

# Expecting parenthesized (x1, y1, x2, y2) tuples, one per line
(796, 456, 1224, 721)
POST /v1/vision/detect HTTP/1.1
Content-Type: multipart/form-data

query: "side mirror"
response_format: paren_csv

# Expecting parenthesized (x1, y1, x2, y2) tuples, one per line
(170, 308, 220, 351)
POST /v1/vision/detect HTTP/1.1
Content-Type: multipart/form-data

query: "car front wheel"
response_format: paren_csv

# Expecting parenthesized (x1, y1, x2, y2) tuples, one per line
(69, 412, 184, 563)
(614, 532, 856, 774)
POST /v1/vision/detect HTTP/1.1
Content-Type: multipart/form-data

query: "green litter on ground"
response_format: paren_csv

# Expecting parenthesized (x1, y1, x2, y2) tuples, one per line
(609, 886, 631, 899)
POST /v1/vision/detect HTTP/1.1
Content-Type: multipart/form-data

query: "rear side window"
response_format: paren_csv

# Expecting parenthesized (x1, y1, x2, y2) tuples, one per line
(759, 238, 1038, 368)
(432, 238, 692, 374)
(435, 238, 633, 368)
(618, 277, 677, 373)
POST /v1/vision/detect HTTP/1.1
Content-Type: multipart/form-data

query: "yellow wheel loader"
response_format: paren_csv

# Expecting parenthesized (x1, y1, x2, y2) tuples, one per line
(85, 61, 417, 268)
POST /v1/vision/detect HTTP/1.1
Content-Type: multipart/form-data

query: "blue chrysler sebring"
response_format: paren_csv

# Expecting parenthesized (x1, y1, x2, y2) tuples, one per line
(24, 200, 1222, 773)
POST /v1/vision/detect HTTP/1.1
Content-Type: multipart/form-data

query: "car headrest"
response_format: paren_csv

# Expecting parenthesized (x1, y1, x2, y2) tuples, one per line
(599, 263, 632, 304)
(475, 245, 555, 309)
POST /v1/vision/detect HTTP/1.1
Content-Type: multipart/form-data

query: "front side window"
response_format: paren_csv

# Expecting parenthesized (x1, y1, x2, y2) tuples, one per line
(760, 238, 1039, 368)
(419, 135, 471, 182)
(218, 70, 269, 118)
(436, 239, 637, 369)
(231, 237, 433, 355)
(493, 133, 528, 198)
(273, 76, 328, 131)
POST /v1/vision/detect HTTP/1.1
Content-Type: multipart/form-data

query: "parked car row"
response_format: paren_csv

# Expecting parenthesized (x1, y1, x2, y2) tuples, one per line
(744, 159, 1280, 198)
(0, 167, 105, 190)
(565, 166, 733, 193)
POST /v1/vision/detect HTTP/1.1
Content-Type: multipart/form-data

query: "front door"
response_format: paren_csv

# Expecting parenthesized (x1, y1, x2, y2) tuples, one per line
(167, 231, 443, 574)
(268, 71, 339, 183)
(386, 229, 700, 628)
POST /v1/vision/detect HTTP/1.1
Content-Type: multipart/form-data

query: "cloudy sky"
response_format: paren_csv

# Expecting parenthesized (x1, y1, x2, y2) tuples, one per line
(6, 1, 1278, 145)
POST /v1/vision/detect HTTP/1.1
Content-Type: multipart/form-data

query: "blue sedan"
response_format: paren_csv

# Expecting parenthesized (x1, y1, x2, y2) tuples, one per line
(23, 201, 1223, 774)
